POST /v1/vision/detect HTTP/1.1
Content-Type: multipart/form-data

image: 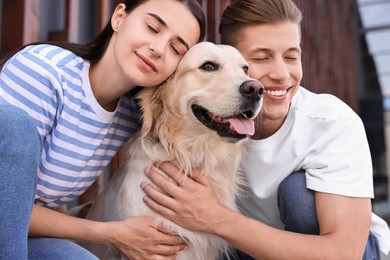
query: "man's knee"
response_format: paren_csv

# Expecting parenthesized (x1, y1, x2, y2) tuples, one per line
(278, 171, 319, 234)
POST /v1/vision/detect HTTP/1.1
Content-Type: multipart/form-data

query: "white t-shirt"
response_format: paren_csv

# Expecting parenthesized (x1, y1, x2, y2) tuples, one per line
(238, 87, 390, 254)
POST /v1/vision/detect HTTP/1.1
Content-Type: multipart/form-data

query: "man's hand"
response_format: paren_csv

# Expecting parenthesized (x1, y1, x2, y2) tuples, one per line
(141, 162, 225, 233)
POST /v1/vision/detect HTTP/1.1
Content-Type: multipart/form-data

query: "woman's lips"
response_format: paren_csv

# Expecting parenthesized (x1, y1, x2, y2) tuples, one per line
(136, 53, 157, 72)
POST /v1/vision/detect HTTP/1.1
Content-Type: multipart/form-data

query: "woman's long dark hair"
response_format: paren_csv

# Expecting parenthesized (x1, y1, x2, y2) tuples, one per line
(0, 0, 206, 70)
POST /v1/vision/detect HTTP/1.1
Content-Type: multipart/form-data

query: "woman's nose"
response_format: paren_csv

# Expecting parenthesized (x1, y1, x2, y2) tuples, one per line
(149, 43, 164, 58)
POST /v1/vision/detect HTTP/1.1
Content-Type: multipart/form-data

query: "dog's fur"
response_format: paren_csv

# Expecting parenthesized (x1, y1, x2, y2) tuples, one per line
(85, 42, 263, 260)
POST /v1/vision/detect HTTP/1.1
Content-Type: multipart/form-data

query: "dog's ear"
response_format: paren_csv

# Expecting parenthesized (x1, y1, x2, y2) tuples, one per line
(136, 85, 164, 138)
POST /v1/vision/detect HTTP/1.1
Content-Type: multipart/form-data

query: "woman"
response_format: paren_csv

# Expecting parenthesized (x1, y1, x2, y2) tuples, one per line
(142, 0, 390, 259)
(0, 0, 205, 259)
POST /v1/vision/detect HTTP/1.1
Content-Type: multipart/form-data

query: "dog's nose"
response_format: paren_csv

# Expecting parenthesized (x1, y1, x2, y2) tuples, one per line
(239, 80, 264, 102)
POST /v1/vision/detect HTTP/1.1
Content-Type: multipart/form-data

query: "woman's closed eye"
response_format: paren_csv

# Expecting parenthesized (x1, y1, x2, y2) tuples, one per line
(170, 42, 187, 56)
(170, 44, 180, 55)
(147, 24, 159, 33)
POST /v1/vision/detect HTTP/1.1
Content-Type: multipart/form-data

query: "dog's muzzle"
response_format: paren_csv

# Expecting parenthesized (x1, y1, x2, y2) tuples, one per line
(239, 80, 264, 119)
(192, 79, 263, 143)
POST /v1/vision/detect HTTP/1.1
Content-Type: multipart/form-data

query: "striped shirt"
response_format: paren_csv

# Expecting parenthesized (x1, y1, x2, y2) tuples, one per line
(0, 44, 141, 208)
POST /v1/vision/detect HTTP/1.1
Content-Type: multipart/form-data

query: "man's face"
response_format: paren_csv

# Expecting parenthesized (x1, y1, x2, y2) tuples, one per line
(235, 22, 303, 127)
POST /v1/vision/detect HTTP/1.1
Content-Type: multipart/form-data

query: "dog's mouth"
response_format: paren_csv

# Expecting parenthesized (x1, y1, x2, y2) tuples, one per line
(192, 104, 256, 140)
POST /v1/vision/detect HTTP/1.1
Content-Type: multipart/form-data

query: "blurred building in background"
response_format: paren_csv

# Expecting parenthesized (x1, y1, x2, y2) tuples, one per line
(357, 0, 390, 221)
(1, 0, 390, 225)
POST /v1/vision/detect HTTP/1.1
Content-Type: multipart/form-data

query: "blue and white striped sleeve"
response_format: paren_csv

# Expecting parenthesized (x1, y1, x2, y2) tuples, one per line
(0, 46, 63, 138)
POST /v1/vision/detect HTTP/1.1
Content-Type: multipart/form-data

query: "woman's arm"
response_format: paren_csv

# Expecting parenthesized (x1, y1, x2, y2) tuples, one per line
(142, 162, 371, 259)
(29, 204, 186, 259)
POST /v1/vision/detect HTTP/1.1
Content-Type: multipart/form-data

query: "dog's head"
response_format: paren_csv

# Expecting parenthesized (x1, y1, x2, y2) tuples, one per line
(138, 41, 263, 144)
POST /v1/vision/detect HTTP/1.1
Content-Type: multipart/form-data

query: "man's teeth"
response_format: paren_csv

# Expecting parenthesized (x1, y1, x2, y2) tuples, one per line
(265, 89, 287, 96)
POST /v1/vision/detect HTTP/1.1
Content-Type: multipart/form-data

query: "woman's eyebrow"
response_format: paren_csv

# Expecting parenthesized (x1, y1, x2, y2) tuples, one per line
(147, 13, 190, 51)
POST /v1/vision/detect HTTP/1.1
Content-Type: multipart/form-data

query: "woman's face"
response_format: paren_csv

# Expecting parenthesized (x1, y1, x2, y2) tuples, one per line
(111, 0, 200, 88)
(235, 22, 303, 130)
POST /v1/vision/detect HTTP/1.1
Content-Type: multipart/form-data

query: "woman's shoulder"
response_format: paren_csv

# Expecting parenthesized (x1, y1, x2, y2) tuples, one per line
(16, 43, 84, 69)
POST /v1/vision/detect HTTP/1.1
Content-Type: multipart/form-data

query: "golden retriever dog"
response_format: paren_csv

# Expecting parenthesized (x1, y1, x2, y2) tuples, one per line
(85, 41, 263, 259)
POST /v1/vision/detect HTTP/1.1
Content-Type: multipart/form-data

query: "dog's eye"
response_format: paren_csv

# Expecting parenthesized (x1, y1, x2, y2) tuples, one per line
(200, 61, 219, 71)
(243, 65, 249, 74)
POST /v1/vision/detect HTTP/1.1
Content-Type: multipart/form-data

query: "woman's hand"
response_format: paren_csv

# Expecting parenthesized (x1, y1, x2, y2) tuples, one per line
(141, 162, 225, 233)
(111, 216, 187, 259)
(30, 205, 186, 259)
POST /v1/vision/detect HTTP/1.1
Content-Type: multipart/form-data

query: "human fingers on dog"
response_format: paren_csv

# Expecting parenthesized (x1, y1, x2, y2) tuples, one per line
(156, 161, 210, 187)
(144, 164, 182, 197)
(153, 230, 187, 257)
(125, 244, 185, 260)
(122, 245, 184, 260)
(153, 221, 178, 236)
(117, 216, 186, 259)
(142, 181, 178, 218)
(155, 228, 187, 258)
(154, 162, 185, 186)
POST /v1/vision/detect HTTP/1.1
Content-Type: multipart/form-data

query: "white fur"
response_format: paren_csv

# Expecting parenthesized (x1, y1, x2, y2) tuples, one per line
(85, 42, 262, 260)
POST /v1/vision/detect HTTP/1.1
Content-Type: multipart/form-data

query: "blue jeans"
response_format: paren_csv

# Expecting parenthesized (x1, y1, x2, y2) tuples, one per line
(0, 105, 97, 260)
(224, 171, 380, 260)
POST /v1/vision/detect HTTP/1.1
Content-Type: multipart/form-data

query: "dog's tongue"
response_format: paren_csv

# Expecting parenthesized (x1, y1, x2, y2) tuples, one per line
(225, 117, 255, 136)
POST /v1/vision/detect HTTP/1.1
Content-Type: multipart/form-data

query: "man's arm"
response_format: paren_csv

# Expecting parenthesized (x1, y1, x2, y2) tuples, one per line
(142, 162, 371, 259)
